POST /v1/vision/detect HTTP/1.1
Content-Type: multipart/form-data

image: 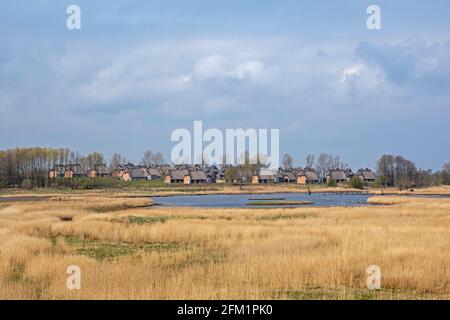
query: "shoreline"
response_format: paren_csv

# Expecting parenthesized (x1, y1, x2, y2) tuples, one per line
(1, 185, 450, 201)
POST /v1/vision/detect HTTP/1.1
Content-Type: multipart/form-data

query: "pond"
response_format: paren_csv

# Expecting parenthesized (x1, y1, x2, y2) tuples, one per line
(0, 196, 50, 202)
(152, 192, 375, 208)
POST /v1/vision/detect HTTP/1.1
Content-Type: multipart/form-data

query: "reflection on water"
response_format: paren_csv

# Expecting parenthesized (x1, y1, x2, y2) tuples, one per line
(153, 193, 374, 208)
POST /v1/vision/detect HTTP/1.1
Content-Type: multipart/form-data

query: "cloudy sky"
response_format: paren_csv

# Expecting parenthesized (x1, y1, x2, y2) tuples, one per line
(1, 0, 449, 169)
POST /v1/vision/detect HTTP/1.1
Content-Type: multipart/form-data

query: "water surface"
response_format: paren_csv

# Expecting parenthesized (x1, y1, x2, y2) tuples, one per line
(153, 193, 374, 208)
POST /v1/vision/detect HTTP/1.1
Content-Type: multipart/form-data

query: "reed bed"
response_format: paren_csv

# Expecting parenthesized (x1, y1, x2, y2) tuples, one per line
(0, 194, 448, 300)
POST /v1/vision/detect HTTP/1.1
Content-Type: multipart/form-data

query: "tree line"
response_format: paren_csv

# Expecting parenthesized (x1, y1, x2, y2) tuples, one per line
(376, 154, 450, 189)
(283, 152, 450, 188)
(0, 147, 166, 189)
(0, 147, 448, 189)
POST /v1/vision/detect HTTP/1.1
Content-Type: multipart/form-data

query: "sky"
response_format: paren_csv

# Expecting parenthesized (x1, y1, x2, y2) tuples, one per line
(0, 0, 449, 170)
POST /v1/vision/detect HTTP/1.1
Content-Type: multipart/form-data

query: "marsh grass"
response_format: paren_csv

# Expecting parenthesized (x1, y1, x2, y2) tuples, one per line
(0, 194, 449, 299)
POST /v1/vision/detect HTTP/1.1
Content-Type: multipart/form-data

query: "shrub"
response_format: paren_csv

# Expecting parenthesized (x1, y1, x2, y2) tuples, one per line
(349, 177, 364, 189)
(327, 178, 337, 187)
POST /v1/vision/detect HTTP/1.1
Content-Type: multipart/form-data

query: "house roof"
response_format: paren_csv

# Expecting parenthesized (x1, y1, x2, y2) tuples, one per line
(130, 168, 148, 179)
(299, 170, 319, 181)
(157, 165, 172, 174)
(356, 169, 376, 180)
(329, 170, 347, 181)
(170, 169, 189, 180)
(257, 169, 277, 180)
(95, 164, 110, 174)
(190, 170, 207, 180)
(281, 171, 296, 180)
(147, 168, 162, 176)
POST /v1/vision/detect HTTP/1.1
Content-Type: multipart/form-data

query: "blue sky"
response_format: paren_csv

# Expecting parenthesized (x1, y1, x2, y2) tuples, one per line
(1, 1, 449, 170)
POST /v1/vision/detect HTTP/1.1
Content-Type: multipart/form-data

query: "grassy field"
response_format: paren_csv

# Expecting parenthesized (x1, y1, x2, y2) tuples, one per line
(0, 192, 449, 299)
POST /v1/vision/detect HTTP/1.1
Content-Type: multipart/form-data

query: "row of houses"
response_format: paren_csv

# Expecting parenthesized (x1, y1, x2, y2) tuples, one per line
(48, 163, 376, 185)
(252, 167, 376, 184)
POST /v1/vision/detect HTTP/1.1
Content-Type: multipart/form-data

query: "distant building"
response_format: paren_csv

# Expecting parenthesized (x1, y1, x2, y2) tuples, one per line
(189, 170, 207, 184)
(204, 166, 220, 183)
(147, 167, 163, 180)
(122, 168, 151, 181)
(277, 170, 296, 183)
(87, 164, 110, 178)
(343, 168, 354, 180)
(252, 169, 277, 184)
(48, 164, 66, 179)
(327, 170, 349, 184)
(297, 168, 320, 184)
(157, 164, 173, 176)
(355, 168, 376, 182)
(64, 164, 84, 178)
(165, 169, 190, 184)
(113, 163, 136, 179)
(165, 168, 207, 184)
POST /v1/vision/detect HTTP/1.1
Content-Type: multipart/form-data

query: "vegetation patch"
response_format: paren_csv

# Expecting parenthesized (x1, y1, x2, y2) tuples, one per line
(255, 213, 315, 221)
(114, 215, 211, 224)
(125, 215, 169, 224)
(63, 236, 178, 261)
(173, 247, 229, 269)
(9, 263, 25, 283)
(275, 288, 429, 300)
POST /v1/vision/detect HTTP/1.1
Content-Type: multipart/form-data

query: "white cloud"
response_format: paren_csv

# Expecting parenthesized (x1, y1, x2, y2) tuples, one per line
(193, 55, 226, 80)
(192, 54, 265, 81)
(341, 64, 365, 82)
(230, 60, 264, 80)
(338, 63, 386, 96)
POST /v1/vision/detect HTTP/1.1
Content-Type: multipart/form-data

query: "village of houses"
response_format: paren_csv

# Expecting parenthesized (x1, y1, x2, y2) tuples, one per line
(48, 163, 377, 186)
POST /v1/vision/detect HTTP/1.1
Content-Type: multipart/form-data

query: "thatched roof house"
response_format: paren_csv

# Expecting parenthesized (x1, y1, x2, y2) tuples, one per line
(147, 167, 163, 180)
(189, 170, 207, 184)
(165, 169, 189, 184)
(252, 169, 277, 184)
(355, 168, 376, 182)
(87, 164, 110, 178)
(277, 170, 296, 183)
(164, 168, 207, 184)
(122, 168, 148, 181)
(327, 170, 349, 183)
(297, 169, 320, 184)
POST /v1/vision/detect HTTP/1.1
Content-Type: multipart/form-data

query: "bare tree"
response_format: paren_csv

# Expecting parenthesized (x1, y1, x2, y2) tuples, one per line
(305, 155, 315, 169)
(315, 153, 347, 180)
(376, 154, 417, 188)
(86, 152, 104, 169)
(282, 153, 294, 170)
(443, 162, 450, 173)
(141, 150, 154, 167)
(224, 165, 255, 190)
(153, 152, 165, 165)
(331, 155, 348, 170)
(110, 153, 125, 170)
(316, 154, 334, 180)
